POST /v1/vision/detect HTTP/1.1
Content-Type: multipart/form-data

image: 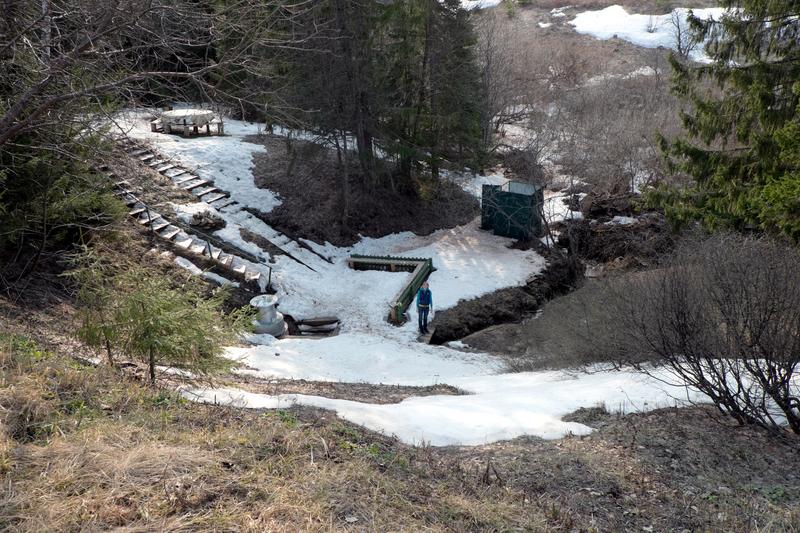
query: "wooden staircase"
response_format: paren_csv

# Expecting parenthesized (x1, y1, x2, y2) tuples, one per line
(100, 164, 269, 292)
(116, 137, 330, 270)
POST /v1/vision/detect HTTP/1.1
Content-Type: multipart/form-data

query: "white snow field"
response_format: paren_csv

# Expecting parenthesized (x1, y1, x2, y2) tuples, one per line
(187, 366, 703, 446)
(461, 0, 503, 10)
(570, 6, 729, 63)
(115, 110, 709, 446)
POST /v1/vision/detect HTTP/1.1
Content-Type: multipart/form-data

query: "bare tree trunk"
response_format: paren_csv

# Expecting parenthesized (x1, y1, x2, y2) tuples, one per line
(104, 337, 114, 367)
(341, 132, 350, 229)
(149, 346, 156, 386)
(40, 0, 50, 59)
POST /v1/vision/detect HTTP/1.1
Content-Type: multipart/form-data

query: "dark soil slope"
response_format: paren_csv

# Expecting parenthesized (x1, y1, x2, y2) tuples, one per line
(248, 135, 478, 246)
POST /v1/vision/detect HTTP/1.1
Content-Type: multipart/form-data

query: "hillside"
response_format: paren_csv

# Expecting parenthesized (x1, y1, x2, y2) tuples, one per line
(1, 0, 799, 531)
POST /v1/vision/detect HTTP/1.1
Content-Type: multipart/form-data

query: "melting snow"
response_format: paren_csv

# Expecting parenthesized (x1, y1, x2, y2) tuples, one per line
(117, 108, 711, 446)
(570, 5, 729, 63)
(187, 366, 704, 446)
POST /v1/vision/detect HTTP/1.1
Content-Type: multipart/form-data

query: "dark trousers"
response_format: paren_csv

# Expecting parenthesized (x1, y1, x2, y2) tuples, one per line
(418, 306, 429, 332)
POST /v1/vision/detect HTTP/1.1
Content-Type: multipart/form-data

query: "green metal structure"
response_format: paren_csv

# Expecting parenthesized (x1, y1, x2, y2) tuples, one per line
(347, 254, 435, 324)
(481, 181, 544, 240)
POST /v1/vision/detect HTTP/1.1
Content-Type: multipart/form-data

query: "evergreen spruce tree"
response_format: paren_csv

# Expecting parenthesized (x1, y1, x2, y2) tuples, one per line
(655, 0, 800, 240)
(71, 255, 253, 385)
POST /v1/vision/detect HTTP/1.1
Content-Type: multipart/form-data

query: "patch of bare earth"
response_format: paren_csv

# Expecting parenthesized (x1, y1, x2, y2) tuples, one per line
(226, 374, 464, 404)
(247, 135, 479, 247)
(449, 405, 800, 532)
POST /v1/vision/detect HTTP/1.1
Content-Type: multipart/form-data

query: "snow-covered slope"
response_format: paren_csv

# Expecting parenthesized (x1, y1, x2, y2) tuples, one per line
(115, 109, 711, 446)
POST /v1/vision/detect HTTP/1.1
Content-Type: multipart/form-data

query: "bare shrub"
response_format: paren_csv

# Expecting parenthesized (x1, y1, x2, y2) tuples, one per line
(595, 234, 800, 435)
(554, 72, 680, 194)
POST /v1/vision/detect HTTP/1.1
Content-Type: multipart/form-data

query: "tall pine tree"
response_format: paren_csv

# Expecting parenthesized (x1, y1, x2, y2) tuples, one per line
(656, 0, 800, 240)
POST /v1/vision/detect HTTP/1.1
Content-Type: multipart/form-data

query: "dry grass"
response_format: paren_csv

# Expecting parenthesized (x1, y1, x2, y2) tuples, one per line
(1, 278, 798, 532)
(0, 331, 549, 532)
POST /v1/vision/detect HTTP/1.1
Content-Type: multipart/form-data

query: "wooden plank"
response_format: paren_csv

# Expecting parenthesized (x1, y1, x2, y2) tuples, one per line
(139, 154, 156, 161)
(214, 199, 237, 210)
(129, 207, 147, 216)
(188, 241, 206, 254)
(175, 238, 193, 250)
(138, 215, 163, 226)
(205, 193, 229, 204)
(161, 227, 181, 240)
(183, 179, 209, 190)
(155, 163, 175, 173)
(147, 159, 167, 167)
(175, 174, 198, 185)
(151, 221, 170, 232)
(195, 187, 218, 197)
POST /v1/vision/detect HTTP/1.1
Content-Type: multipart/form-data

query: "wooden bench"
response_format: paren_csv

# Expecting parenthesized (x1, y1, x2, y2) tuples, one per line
(347, 255, 435, 324)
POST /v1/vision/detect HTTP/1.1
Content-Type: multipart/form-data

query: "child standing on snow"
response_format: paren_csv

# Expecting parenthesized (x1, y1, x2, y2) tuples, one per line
(416, 281, 433, 334)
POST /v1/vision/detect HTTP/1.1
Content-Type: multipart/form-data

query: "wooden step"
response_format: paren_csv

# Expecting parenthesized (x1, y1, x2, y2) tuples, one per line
(183, 179, 209, 191)
(151, 221, 171, 232)
(129, 148, 150, 157)
(211, 249, 223, 260)
(121, 195, 138, 207)
(160, 226, 181, 240)
(175, 237, 193, 250)
(155, 163, 175, 173)
(232, 262, 247, 274)
(139, 215, 163, 226)
(209, 196, 235, 207)
(195, 187, 218, 197)
(175, 174, 198, 185)
(165, 168, 186, 178)
(189, 241, 207, 255)
(219, 253, 234, 267)
(129, 206, 147, 216)
(139, 154, 156, 162)
(147, 159, 167, 167)
(204, 193, 228, 204)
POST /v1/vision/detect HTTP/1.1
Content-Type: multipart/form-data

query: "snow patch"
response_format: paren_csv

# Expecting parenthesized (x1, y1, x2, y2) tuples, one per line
(570, 5, 729, 63)
(187, 366, 705, 446)
(461, 0, 503, 10)
(441, 169, 508, 199)
(606, 215, 638, 226)
(115, 110, 281, 212)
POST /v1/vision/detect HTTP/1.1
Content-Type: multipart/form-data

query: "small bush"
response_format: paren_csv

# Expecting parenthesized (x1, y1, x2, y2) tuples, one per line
(591, 234, 800, 435)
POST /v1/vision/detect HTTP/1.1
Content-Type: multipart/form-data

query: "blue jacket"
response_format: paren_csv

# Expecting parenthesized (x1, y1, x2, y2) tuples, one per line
(416, 287, 432, 307)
